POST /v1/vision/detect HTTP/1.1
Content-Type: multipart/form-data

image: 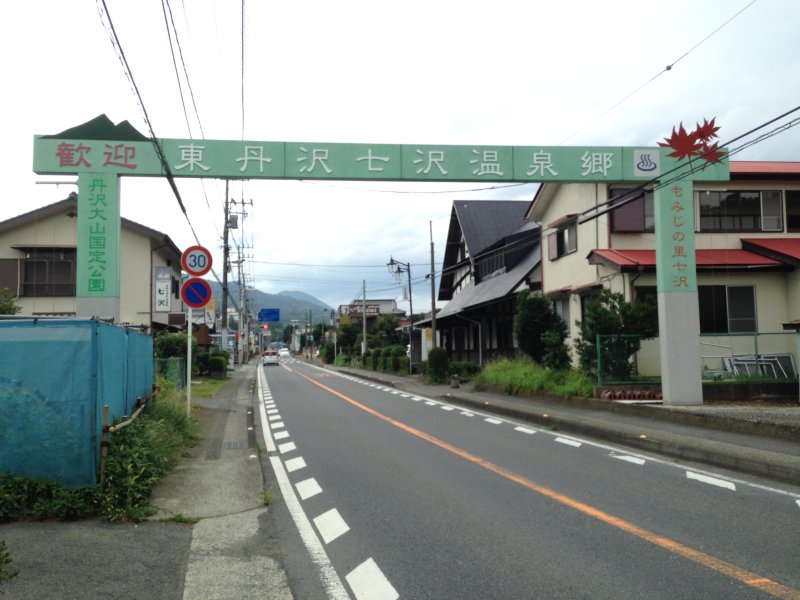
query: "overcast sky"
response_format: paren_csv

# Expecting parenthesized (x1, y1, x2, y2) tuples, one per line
(2, 0, 799, 314)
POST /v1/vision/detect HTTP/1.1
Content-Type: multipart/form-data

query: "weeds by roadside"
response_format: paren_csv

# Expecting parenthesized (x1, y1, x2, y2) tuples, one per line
(474, 357, 593, 398)
(0, 379, 200, 523)
(0, 539, 18, 586)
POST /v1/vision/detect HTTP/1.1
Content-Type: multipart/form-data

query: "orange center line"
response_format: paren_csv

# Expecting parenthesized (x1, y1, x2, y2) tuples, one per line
(296, 370, 800, 600)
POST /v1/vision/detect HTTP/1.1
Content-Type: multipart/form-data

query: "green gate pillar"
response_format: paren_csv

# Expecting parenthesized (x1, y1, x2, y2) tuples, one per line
(76, 172, 121, 321)
(654, 178, 703, 405)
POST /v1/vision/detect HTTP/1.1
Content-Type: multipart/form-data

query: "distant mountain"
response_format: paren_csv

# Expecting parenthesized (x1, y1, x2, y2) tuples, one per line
(278, 290, 331, 309)
(207, 280, 334, 328)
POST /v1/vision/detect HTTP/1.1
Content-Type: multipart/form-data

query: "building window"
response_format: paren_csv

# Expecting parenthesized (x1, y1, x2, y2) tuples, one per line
(548, 220, 577, 260)
(698, 285, 756, 333)
(786, 191, 800, 232)
(553, 296, 571, 336)
(698, 190, 783, 232)
(610, 188, 654, 232)
(22, 248, 76, 297)
(476, 250, 505, 281)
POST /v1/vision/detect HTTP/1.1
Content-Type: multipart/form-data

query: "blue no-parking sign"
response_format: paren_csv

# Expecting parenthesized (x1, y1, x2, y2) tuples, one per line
(181, 278, 212, 309)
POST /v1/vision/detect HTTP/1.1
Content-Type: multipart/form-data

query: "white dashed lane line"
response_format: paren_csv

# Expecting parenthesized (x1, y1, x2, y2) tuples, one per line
(484, 418, 503, 425)
(271, 421, 285, 429)
(555, 437, 583, 448)
(514, 426, 536, 435)
(274, 431, 291, 440)
(686, 471, 737, 491)
(296, 477, 324, 500)
(313, 508, 351, 545)
(285, 456, 307, 473)
(610, 453, 646, 466)
(278, 441, 297, 454)
(346, 558, 399, 600)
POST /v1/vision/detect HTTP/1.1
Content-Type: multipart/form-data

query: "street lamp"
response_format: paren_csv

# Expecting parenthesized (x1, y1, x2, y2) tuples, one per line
(387, 256, 413, 373)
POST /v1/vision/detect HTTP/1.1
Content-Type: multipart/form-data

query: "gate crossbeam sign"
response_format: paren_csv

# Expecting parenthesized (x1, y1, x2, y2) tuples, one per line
(32, 115, 730, 406)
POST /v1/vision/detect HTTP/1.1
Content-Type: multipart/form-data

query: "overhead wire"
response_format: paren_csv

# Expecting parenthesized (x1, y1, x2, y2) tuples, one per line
(578, 103, 800, 224)
(97, 0, 233, 305)
(559, 0, 758, 144)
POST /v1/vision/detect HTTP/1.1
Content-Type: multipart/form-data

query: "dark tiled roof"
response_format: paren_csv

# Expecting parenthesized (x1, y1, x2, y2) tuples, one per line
(454, 200, 530, 257)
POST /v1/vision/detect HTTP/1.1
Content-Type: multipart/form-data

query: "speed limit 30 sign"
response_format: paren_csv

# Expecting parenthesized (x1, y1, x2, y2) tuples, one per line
(181, 245, 213, 277)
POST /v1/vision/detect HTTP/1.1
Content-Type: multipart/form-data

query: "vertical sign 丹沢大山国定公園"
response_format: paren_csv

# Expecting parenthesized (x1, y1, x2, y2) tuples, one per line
(76, 172, 120, 318)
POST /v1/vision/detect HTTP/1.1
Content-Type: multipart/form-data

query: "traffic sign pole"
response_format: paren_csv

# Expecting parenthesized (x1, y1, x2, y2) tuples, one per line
(186, 307, 192, 417)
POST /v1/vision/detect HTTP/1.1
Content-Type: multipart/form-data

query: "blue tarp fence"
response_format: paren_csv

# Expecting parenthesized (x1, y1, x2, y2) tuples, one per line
(0, 319, 154, 488)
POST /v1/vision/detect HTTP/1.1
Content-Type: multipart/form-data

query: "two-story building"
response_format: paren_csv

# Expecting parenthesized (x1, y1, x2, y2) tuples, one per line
(0, 194, 185, 332)
(526, 161, 800, 378)
(432, 200, 541, 363)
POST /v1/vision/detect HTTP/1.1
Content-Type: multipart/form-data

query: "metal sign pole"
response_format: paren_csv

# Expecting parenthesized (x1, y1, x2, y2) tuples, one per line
(186, 307, 192, 418)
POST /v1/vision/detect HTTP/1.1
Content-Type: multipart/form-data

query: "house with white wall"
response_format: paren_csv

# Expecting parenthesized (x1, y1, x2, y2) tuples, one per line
(525, 161, 800, 378)
(0, 193, 185, 332)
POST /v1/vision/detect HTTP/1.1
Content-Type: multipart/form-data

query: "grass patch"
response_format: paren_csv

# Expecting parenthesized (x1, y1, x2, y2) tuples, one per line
(474, 357, 593, 398)
(0, 379, 200, 523)
(161, 513, 199, 524)
(260, 488, 273, 506)
(190, 376, 230, 399)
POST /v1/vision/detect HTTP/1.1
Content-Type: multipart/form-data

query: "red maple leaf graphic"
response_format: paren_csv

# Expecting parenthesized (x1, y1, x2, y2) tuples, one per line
(695, 117, 720, 143)
(658, 122, 702, 160)
(699, 141, 725, 165)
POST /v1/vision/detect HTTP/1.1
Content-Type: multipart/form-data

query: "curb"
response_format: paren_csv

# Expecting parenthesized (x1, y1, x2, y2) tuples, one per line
(436, 392, 800, 486)
(333, 367, 800, 486)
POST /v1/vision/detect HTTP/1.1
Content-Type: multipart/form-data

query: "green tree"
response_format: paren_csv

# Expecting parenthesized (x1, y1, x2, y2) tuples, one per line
(575, 289, 658, 380)
(373, 315, 404, 346)
(513, 290, 568, 364)
(338, 323, 360, 353)
(427, 347, 449, 383)
(0, 288, 20, 315)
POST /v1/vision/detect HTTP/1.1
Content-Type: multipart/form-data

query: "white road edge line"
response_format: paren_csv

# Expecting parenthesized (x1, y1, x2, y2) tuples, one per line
(257, 367, 350, 599)
(686, 470, 737, 491)
(346, 557, 399, 600)
(302, 363, 800, 501)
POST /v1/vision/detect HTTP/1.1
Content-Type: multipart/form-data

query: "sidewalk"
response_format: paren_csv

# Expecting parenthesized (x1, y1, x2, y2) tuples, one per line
(332, 365, 800, 487)
(0, 361, 294, 600)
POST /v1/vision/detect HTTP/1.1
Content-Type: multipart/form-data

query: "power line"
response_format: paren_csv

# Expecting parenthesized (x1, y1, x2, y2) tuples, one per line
(578, 103, 800, 224)
(559, 0, 758, 144)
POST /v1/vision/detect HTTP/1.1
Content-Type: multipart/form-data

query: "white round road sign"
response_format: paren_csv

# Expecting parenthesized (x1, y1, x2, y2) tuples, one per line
(181, 245, 212, 277)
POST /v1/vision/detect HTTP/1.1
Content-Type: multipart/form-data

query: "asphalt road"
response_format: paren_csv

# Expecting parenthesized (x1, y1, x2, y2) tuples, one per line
(259, 360, 800, 600)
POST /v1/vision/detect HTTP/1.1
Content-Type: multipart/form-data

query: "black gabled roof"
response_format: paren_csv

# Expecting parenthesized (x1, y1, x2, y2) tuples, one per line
(439, 200, 531, 300)
(454, 200, 530, 257)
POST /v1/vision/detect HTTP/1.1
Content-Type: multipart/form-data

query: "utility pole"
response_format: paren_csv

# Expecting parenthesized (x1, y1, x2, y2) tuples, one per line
(430, 220, 437, 348)
(238, 247, 245, 365)
(221, 182, 231, 362)
(362, 280, 367, 356)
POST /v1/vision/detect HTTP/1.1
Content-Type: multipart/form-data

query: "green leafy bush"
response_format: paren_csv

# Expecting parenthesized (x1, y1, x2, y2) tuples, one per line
(335, 353, 351, 366)
(427, 347, 449, 383)
(371, 349, 382, 371)
(208, 356, 227, 374)
(447, 361, 481, 380)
